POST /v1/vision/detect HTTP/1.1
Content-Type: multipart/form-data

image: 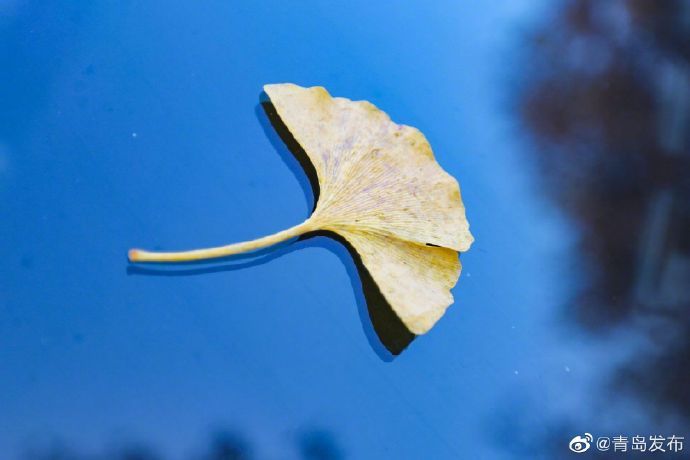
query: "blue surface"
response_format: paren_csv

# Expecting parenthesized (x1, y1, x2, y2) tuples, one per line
(4, 1, 674, 459)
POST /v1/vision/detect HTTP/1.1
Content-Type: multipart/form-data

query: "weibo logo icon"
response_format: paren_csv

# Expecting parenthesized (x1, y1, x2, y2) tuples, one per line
(569, 433, 593, 453)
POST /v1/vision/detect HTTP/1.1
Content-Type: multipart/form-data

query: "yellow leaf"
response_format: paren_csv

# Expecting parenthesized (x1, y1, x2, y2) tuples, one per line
(129, 83, 473, 335)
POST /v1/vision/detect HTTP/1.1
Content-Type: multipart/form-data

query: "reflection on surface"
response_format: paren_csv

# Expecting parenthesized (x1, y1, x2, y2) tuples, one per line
(297, 429, 344, 460)
(5, 0, 688, 457)
(22, 428, 342, 460)
(506, 0, 690, 455)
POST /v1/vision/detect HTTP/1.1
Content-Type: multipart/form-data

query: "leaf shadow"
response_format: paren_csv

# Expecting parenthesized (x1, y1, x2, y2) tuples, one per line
(127, 234, 415, 360)
(256, 94, 319, 213)
(306, 231, 417, 359)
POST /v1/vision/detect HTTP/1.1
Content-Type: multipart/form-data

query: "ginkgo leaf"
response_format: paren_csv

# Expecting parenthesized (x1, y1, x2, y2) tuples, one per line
(129, 83, 473, 335)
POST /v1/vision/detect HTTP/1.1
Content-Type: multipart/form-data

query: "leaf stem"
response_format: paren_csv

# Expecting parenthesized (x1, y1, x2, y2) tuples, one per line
(128, 220, 314, 263)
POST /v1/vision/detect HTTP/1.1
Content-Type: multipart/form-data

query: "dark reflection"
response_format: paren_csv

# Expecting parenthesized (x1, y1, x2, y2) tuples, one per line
(24, 442, 163, 460)
(21, 427, 341, 460)
(128, 96, 415, 358)
(503, 0, 690, 455)
(198, 431, 251, 460)
(521, 0, 690, 327)
(297, 429, 344, 460)
(112, 445, 161, 460)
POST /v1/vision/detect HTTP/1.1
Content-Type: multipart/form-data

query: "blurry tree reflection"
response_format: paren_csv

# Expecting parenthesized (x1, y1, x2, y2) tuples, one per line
(198, 432, 251, 460)
(22, 428, 342, 460)
(297, 430, 343, 460)
(519, 0, 690, 431)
